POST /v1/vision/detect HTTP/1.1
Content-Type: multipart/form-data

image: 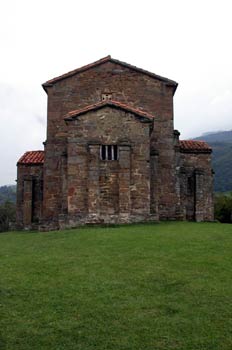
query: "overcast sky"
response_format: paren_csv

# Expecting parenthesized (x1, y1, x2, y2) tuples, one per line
(1, 0, 232, 185)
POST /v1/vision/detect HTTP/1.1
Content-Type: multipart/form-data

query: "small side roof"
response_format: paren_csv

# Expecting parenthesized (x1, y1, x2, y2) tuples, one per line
(42, 55, 178, 93)
(64, 100, 154, 122)
(17, 151, 44, 165)
(180, 140, 212, 153)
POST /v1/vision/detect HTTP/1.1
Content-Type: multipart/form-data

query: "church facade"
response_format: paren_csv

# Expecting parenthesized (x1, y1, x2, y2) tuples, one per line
(16, 56, 214, 230)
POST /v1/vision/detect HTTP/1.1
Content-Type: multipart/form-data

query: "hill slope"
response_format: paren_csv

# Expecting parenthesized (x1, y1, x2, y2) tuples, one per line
(194, 130, 232, 192)
(195, 130, 232, 143)
(0, 185, 16, 204)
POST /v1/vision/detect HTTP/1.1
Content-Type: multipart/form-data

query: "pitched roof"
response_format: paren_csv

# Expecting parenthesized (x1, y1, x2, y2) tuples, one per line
(64, 100, 154, 122)
(179, 140, 212, 153)
(42, 55, 178, 92)
(17, 151, 44, 165)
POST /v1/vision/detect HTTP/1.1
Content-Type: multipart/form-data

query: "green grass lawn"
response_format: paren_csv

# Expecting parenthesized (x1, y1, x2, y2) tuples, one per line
(0, 222, 232, 350)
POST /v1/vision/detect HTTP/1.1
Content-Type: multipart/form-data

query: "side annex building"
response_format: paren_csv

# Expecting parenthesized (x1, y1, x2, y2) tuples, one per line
(16, 56, 214, 230)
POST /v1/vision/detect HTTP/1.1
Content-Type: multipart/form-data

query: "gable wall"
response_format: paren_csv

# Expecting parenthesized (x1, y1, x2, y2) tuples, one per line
(46, 62, 174, 141)
(43, 62, 177, 225)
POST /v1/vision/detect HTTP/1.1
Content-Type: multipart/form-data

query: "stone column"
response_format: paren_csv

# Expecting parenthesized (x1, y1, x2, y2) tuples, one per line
(88, 144, 100, 220)
(179, 168, 187, 220)
(58, 153, 68, 229)
(23, 179, 32, 227)
(61, 153, 68, 214)
(150, 150, 159, 218)
(118, 145, 131, 221)
(194, 169, 204, 222)
(67, 141, 87, 216)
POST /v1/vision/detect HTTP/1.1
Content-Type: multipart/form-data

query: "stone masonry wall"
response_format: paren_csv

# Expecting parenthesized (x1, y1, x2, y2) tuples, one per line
(16, 164, 43, 229)
(179, 152, 214, 221)
(43, 61, 177, 226)
(61, 106, 151, 227)
(16, 59, 215, 229)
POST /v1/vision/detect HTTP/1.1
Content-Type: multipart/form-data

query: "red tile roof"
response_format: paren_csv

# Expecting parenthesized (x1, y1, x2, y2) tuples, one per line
(16, 141, 211, 166)
(64, 100, 154, 121)
(17, 151, 44, 165)
(180, 140, 212, 153)
(42, 56, 178, 92)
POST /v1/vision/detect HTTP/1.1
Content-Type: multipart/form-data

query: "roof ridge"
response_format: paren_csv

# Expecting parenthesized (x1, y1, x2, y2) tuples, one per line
(42, 56, 178, 91)
(110, 57, 177, 86)
(24, 150, 44, 152)
(180, 139, 210, 144)
(64, 99, 154, 121)
(43, 56, 111, 87)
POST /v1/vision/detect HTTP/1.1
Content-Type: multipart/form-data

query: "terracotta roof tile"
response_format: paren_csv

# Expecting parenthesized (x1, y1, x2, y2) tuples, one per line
(64, 100, 154, 121)
(180, 140, 212, 153)
(17, 151, 44, 165)
(42, 56, 178, 92)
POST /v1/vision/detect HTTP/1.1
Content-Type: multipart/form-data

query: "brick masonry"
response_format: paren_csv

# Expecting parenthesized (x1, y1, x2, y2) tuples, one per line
(16, 56, 214, 230)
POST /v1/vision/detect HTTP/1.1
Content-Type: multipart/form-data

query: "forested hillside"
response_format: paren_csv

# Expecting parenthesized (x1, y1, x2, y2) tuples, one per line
(0, 185, 16, 204)
(0, 185, 16, 231)
(194, 130, 232, 192)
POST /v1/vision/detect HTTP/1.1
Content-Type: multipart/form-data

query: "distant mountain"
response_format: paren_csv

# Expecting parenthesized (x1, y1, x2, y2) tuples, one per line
(194, 130, 232, 143)
(0, 185, 16, 204)
(193, 130, 232, 192)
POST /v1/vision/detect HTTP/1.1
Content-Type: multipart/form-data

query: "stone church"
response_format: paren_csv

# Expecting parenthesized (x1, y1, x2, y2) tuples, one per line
(16, 56, 214, 230)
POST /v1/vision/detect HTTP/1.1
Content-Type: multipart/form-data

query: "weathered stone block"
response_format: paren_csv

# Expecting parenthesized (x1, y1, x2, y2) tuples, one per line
(16, 56, 214, 230)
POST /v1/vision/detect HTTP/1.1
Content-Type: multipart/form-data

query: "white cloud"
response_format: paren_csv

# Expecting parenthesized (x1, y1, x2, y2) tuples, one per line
(0, 0, 232, 184)
(0, 83, 46, 185)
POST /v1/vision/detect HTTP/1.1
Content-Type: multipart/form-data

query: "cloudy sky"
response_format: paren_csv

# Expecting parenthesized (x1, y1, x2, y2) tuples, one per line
(1, 0, 232, 185)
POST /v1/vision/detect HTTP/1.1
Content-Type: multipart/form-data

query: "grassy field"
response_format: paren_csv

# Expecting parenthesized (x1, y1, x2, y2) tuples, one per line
(0, 222, 232, 350)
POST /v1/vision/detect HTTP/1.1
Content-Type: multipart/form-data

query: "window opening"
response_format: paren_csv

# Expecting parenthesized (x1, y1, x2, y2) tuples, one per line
(108, 145, 112, 160)
(100, 145, 118, 160)
(102, 93, 112, 101)
(113, 146, 118, 160)
(101, 145, 106, 160)
(187, 176, 194, 195)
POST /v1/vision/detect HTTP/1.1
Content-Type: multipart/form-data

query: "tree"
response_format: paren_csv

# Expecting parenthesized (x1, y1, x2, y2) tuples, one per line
(0, 201, 16, 232)
(214, 192, 232, 223)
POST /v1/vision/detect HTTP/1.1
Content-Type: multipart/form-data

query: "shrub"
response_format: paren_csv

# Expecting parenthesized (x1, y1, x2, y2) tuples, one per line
(214, 192, 232, 223)
(0, 201, 16, 232)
